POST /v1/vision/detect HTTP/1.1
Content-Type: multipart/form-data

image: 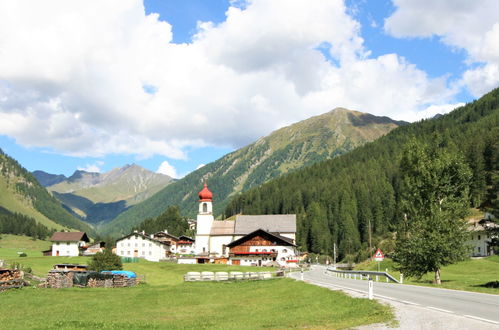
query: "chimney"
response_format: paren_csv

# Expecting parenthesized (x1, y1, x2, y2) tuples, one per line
(133, 230, 138, 233)
(150, 234, 154, 239)
(142, 230, 145, 235)
(164, 229, 168, 234)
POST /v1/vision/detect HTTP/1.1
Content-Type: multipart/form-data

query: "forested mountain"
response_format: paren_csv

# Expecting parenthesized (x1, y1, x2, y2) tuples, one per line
(102, 108, 405, 236)
(0, 149, 95, 235)
(34, 165, 173, 225)
(224, 88, 499, 261)
(0, 206, 54, 239)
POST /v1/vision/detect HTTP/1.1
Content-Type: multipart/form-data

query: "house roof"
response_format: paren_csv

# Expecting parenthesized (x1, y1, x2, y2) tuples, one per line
(116, 232, 171, 246)
(227, 229, 296, 247)
(50, 232, 89, 242)
(178, 235, 194, 242)
(153, 231, 179, 240)
(234, 214, 296, 234)
(210, 220, 235, 235)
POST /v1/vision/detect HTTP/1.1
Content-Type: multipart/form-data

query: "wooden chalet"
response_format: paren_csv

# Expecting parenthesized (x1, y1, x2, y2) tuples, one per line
(227, 229, 298, 267)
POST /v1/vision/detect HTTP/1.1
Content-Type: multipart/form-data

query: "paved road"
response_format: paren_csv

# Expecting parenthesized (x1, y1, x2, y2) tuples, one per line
(290, 266, 499, 326)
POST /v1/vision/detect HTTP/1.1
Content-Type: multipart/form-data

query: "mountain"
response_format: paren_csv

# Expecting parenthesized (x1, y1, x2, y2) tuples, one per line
(101, 108, 407, 236)
(0, 149, 95, 235)
(32, 170, 67, 187)
(37, 164, 173, 225)
(224, 88, 499, 260)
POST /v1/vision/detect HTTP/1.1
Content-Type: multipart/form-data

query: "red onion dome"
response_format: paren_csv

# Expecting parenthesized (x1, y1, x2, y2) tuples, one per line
(198, 183, 213, 201)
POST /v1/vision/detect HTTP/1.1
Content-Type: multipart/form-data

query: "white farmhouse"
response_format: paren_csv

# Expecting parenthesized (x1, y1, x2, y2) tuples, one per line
(115, 231, 175, 262)
(468, 218, 497, 257)
(50, 232, 90, 257)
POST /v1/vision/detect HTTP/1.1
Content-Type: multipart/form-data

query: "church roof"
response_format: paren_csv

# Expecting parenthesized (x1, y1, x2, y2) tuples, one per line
(210, 221, 235, 235)
(234, 215, 296, 234)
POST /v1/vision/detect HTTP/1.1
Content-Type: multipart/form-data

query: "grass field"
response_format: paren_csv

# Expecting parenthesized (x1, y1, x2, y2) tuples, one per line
(0, 237, 393, 329)
(355, 256, 499, 294)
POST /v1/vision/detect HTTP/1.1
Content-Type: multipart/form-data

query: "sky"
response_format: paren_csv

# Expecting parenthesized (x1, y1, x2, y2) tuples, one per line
(0, 0, 498, 178)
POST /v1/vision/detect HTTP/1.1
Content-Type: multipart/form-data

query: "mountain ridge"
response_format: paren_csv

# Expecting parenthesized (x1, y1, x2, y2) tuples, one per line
(101, 108, 407, 236)
(34, 164, 174, 225)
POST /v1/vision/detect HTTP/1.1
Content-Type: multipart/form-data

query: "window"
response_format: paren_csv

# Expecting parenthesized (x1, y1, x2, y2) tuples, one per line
(478, 235, 481, 240)
(128, 243, 130, 247)
(263, 249, 267, 252)
(120, 251, 124, 255)
(135, 243, 138, 247)
(142, 251, 145, 255)
(282, 249, 287, 253)
(149, 251, 152, 255)
(149, 243, 152, 247)
(142, 243, 145, 247)
(67, 242, 70, 246)
(127, 251, 130, 255)
(203, 203, 208, 213)
(478, 247, 481, 253)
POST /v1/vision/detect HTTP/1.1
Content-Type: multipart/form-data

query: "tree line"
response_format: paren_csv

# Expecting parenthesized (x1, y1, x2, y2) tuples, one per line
(224, 88, 499, 262)
(0, 206, 55, 240)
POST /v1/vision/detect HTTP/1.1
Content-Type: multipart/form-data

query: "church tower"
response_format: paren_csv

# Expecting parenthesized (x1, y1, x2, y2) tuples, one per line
(195, 183, 214, 255)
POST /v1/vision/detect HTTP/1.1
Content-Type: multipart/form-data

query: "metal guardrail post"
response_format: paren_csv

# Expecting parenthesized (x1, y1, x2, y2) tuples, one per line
(400, 273, 403, 284)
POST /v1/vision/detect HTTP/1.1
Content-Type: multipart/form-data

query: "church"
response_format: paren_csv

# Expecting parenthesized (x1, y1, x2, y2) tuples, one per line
(194, 184, 299, 267)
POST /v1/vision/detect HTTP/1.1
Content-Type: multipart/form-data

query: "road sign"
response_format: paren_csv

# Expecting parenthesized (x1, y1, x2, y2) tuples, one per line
(373, 248, 384, 262)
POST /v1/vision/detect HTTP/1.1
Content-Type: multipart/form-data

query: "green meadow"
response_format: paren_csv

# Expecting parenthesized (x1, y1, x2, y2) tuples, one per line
(355, 256, 499, 295)
(0, 235, 393, 329)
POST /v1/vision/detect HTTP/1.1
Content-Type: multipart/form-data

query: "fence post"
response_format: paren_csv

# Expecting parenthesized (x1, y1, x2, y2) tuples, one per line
(368, 277, 374, 300)
(400, 273, 404, 284)
(386, 269, 389, 282)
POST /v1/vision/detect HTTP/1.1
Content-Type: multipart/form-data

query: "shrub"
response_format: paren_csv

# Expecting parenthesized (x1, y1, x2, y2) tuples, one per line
(87, 248, 123, 272)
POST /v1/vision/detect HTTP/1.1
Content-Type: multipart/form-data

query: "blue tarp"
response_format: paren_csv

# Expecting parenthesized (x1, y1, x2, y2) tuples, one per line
(101, 270, 137, 278)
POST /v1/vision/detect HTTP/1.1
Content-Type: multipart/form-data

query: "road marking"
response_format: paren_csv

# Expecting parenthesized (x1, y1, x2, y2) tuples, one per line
(427, 306, 454, 314)
(463, 315, 499, 325)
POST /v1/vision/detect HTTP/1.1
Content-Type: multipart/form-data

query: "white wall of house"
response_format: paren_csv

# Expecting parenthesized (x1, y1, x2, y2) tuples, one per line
(51, 241, 82, 256)
(177, 243, 195, 255)
(116, 234, 170, 262)
(209, 235, 234, 256)
(468, 231, 492, 257)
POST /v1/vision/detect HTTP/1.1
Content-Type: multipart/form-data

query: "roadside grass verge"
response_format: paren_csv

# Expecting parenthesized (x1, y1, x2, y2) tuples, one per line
(355, 256, 499, 294)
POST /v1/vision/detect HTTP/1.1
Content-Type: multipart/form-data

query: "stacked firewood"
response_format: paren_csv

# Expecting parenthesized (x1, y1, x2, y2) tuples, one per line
(46, 271, 74, 289)
(0, 269, 24, 290)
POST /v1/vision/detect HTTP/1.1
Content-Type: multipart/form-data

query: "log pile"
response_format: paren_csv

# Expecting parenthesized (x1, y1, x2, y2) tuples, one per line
(86, 275, 136, 288)
(0, 268, 24, 291)
(46, 271, 74, 289)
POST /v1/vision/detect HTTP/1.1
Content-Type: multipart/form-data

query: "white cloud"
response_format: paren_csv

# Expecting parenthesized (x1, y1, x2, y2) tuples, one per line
(77, 161, 104, 173)
(0, 0, 476, 160)
(156, 161, 178, 179)
(385, 0, 499, 97)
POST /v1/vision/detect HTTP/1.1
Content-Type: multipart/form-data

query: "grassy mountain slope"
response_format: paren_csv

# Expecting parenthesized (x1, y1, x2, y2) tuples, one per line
(37, 164, 172, 225)
(0, 149, 95, 235)
(223, 88, 499, 259)
(102, 108, 406, 236)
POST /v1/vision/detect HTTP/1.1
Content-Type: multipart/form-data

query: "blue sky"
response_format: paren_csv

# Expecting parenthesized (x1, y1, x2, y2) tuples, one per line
(0, 0, 497, 178)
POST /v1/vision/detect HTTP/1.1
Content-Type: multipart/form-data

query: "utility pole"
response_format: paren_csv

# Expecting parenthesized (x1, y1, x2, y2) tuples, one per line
(368, 218, 372, 258)
(333, 243, 337, 269)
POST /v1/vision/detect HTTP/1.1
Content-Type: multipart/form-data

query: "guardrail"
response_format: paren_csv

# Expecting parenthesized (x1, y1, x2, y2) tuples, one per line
(325, 268, 401, 284)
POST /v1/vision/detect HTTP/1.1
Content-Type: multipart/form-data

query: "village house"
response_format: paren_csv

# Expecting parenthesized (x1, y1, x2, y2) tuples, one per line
(50, 232, 90, 257)
(177, 235, 195, 255)
(82, 242, 105, 256)
(468, 217, 497, 257)
(194, 184, 299, 266)
(227, 229, 298, 267)
(115, 231, 175, 262)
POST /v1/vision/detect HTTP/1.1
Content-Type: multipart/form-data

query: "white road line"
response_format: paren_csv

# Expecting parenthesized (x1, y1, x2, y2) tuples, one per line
(463, 315, 499, 325)
(427, 306, 454, 314)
